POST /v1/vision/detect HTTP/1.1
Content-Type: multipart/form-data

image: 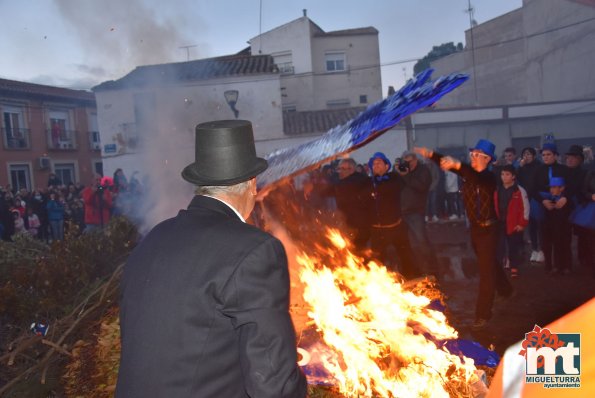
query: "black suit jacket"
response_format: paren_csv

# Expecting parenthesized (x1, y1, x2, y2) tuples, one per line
(116, 195, 307, 398)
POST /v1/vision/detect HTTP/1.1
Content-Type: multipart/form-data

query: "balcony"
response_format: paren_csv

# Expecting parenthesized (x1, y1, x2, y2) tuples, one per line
(2, 128, 31, 150)
(47, 129, 78, 150)
(277, 63, 295, 75)
(89, 131, 101, 151)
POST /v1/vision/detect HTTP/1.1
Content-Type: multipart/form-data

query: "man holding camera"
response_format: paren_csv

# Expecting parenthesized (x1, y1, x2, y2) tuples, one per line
(81, 174, 112, 232)
(397, 150, 440, 278)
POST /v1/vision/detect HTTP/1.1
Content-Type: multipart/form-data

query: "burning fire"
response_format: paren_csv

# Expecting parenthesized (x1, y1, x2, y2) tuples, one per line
(296, 228, 480, 397)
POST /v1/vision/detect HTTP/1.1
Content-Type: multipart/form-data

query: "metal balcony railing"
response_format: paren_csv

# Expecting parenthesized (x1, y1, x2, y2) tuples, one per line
(47, 129, 78, 150)
(277, 64, 295, 75)
(2, 127, 31, 150)
(89, 131, 101, 151)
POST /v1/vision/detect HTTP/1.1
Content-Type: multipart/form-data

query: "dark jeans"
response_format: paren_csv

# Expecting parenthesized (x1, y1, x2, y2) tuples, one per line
(497, 225, 525, 269)
(370, 222, 421, 280)
(426, 190, 438, 217)
(346, 224, 370, 253)
(528, 217, 541, 252)
(403, 213, 439, 276)
(446, 192, 463, 217)
(49, 219, 64, 241)
(542, 220, 572, 271)
(470, 223, 512, 320)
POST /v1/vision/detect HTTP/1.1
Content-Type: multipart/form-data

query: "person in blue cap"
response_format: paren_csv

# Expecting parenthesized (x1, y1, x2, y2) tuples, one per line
(366, 151, 421, 280)
(415, 139, 513, 331)
(539, 176, 574, 275)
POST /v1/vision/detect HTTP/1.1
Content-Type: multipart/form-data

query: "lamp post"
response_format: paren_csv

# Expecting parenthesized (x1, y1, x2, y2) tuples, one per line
(224, 90, 239, 119)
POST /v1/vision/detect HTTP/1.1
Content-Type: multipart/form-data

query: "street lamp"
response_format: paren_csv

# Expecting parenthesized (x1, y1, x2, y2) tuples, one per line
(224, 90, 239, 119)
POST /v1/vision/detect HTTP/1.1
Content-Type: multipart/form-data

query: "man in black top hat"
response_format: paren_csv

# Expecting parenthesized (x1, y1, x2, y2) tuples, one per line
(116, 120, 307, 398)
(416, 140, 513, 331)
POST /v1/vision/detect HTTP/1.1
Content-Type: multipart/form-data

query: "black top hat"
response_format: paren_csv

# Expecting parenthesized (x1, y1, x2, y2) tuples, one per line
(181, 120, 268, 186)
(565, 144, 584, 159)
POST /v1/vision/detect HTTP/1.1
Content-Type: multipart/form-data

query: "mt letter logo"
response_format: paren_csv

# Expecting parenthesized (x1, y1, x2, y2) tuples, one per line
(519, 325, 581, 389)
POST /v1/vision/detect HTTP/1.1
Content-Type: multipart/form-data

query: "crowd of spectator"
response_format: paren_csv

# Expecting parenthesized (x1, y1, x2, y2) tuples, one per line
(291, 141, 594, 281)
(0, 169, 144, 242)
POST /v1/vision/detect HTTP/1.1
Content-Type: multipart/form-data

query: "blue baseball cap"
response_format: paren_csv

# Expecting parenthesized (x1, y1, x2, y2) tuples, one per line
(549, 177, 565, 187)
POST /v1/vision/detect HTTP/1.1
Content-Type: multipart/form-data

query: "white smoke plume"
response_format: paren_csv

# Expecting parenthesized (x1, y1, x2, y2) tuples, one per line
(53, 0, 205, 88)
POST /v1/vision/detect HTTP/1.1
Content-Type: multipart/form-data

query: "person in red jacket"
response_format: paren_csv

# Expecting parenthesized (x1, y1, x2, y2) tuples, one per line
(494, 165, 529, 277)
(81, 174, 112, 232)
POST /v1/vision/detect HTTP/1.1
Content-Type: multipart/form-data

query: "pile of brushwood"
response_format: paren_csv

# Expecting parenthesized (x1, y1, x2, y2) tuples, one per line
(0, 218, 137, 397)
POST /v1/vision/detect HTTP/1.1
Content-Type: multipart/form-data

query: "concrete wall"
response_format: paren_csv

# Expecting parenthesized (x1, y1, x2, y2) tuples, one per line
(310, 33, 382, 109)
(431, 0, 595, 107)
(250, 17, 313, 74)
(250, 17, 382, 112)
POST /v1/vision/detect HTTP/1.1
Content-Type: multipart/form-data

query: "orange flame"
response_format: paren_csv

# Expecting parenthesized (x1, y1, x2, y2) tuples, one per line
(297, 228, 478, 397)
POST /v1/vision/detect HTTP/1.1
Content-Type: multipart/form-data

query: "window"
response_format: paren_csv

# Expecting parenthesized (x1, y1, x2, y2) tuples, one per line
(93, 161, 104, 176)
(89, 112, 101, 149)
(325, 52, 346, 72)
(9, 164, 32, 191)
(3, 105, 28, 149)
(54, 163, 76, 185)
(326, 99, 351, 109)
(273, 51, 294, 75)
(49, 110, 74, 149)
(359, 95, 368, 104)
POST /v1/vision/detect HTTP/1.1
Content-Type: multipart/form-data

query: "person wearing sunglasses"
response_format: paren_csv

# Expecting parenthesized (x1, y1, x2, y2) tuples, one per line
(415, 139, 513, 331)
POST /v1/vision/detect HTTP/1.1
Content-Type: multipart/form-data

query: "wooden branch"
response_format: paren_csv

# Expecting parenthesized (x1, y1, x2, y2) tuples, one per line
(41, 339, 72, 357)
(0, 261, 126, 396)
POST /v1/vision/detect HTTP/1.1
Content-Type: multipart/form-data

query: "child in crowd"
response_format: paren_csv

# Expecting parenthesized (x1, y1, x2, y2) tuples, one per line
(12, 210, 26, 236)
(494, 165, 529, 277)
(26, 207, 41, 238)
(540, 177, 574, 274)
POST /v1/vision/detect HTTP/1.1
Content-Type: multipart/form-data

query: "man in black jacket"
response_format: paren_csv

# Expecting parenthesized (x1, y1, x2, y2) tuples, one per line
(531, 142, 569, 271)
(116, 120, 307, 398)
(565, 145, 593, 273)
(416, 140, 513, 330)
(517, 147, 543, 263)
(398, 150, 439, 277)
(333, 158, 372, 251)
(367, 152, 420, 280)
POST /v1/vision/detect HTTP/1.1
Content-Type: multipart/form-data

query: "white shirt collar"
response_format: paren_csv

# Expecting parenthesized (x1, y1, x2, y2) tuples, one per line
(202, 195, 245, 222)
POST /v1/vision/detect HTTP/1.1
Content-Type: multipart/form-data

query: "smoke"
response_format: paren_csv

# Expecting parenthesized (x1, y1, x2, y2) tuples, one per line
(52, 0, 204, 87)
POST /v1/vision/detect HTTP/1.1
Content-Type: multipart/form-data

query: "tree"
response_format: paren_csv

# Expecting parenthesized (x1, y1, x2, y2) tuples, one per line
(413, 42, 463, 75)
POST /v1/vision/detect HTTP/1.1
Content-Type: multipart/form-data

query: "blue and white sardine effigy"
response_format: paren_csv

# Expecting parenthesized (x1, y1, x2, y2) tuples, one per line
(257, 68, 468, 189)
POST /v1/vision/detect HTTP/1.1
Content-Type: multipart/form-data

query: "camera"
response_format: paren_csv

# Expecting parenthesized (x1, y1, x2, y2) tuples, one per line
(397, 160, 410, 173)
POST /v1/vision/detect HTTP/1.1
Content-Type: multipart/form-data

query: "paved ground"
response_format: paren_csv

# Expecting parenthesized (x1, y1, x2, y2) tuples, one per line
(426, 219, 595, 356)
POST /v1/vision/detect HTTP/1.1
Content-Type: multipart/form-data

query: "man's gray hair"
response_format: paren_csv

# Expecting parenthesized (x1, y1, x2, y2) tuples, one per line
(195, 180, 252, 197)
(339, 158, 357, 168)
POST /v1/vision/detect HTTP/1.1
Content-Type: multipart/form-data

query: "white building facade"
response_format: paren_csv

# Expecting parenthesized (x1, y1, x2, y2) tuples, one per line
(249, 12, 382, 112)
